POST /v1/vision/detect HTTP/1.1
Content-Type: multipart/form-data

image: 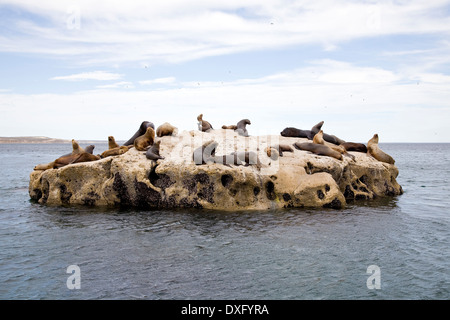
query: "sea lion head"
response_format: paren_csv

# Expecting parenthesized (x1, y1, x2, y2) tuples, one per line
(197, 114, 203, 121)
(372, 133, 379, 143)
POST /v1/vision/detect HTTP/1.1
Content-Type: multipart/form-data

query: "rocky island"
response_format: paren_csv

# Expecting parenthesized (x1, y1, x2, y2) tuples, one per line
(29, 128, 403, 210)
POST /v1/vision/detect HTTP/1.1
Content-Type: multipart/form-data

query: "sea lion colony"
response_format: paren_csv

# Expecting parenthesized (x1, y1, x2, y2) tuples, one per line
(33, 116, 395, 171)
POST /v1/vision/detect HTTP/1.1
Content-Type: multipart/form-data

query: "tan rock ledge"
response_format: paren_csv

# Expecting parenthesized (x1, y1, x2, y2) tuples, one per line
(29, 129, 403, 210)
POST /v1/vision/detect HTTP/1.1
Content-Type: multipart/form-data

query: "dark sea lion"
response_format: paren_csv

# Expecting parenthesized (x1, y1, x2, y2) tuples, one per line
(193, 140, 219, 165)
(340, 142, 367, 153)
(197, 114, 213, 132)
(84, 145, 95, 154)
(235, 119, 251, 137)
(108, 136, 119, 149)
(294, 142, 343, 160)
(100, 146, 129, 158)
(146, 140, 165, 160)
(280, 127, 313, 139)
(134, 127, 155, 151)
(310, 121, 324, 136)
(311, 121, 346, 145)
(123, 121, 155, 146)
(222, 125, 237, 130)
(156, 122, 178, 137)
(367, 134, 395, 164)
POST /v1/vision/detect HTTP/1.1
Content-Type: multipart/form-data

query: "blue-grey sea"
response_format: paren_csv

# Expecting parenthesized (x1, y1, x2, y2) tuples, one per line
(0, 142, 448, 300)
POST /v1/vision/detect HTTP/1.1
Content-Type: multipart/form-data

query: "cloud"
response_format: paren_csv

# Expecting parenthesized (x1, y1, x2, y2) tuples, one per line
(139, 77, 177, 85)
(50, 71, 123, 81)
(96, 81, 134, 89)
(2, 59, 449, 142)
(1, 0, 450, 65)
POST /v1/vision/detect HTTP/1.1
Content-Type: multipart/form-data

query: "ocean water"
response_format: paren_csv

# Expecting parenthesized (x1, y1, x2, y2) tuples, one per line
(0, 143, 448, 300)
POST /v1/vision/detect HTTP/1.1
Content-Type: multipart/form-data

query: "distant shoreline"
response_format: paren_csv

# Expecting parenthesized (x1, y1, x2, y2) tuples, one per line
(0, 137, 109, 144)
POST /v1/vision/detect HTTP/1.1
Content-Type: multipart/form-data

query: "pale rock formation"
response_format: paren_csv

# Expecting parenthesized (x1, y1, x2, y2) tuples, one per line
(29, 129, 403, 210)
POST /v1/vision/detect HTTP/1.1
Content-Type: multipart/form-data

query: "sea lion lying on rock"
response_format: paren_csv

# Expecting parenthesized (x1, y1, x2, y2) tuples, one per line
(294, 141, 343, 160)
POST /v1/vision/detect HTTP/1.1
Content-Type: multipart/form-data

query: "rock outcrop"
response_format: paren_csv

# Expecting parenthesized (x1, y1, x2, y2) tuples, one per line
(29, 129, 403, 210)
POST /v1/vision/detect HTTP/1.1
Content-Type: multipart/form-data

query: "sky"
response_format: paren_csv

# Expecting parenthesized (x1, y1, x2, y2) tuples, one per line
(0, 0, 450, 142)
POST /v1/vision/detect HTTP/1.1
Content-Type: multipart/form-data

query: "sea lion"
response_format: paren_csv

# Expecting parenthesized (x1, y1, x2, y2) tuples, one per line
(84, 145, 95, 154)
(53, 152, 101, 169)
(100, 146, 129, 158)
(367, 134, 395, 164)
(193, 140, 219, 165)
(265, 147, 279, 160)
(134, 127, 155, 151)
(235, 119, 251, 137)
(222, 125, 237, 130)
(313, 130, 354, 160)
(71, 139, 85, 154)
(197, 114, 213, 132)
(268, 144, 294, 156)
(156, 122, 178, 137)
(146, 140, 165, 161)
(340, 142, 367, 153)
(34, 162, 56, 171)
(294, 142, 343, 160)
(35, 151, 101, 170)
(280, 127, 313, 139)
(311, 121, 346, 145)
(123, 121, 155, 146)
(108, 136, 119, 149)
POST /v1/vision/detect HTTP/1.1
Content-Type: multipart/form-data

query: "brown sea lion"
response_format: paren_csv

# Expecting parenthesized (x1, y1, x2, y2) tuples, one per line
(71, 139, 85, 154)
(134, 127, 155, 151)
(268, 144, 294, 156)
(294, 142, 343, 160)
(35, 152, 101, 170)
(222, 125, 237, 130)
(156, 122, 178, 137)
(100, 146, 129, 158)
(340, 142, 367, 153)
(108, 136, 119, 149)
(53, 152, 101, 169)
(146, 140, 165, 160)
(265, 147, 279, 160)
(123, 121, 155, 146)
(367, 134, 395, 164)
(235, 119, 251, 136)
(197, 114, 213, 132)
(313, 130, 354, 160)
(193, 140, 218, 165)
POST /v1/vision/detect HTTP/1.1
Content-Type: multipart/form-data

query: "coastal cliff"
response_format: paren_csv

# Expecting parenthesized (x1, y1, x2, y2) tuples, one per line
(29, 129, 403, 210)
